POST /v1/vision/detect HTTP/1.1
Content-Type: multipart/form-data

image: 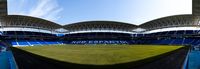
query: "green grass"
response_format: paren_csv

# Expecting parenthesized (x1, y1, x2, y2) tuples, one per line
(16, 45, 183, 65)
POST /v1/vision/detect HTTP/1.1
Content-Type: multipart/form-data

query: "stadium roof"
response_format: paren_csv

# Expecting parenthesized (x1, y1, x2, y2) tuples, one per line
(2, 14, 200, 33)
(0, 15, 139, 33)
(0, 15, 62, 30)
(0, 0, 7, 16)
(63, 21, 138, 32)
(139, 15, 200, 31)
(193, 0, 200, 16)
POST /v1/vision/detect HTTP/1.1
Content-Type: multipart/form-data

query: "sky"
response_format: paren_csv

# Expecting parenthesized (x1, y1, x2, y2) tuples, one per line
(8, 0, 192, 25)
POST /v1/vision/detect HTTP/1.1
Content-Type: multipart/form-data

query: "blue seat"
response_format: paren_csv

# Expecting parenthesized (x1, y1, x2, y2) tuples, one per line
(11, 41, 18, 46)
(28, 40, 40, 45)
(18, 41, 29, 46)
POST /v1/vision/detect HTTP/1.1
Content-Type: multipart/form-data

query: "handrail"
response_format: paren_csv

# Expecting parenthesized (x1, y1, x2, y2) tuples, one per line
(182, 47, 190, 69)
(7, 51, 18, 69)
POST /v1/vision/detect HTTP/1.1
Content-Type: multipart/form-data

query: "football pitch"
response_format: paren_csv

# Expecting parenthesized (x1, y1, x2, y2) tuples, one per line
(15, 45, 183, 65)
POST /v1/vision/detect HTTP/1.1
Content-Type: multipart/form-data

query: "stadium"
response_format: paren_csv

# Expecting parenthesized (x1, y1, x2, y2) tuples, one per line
(2, 15, 200, 46)
(0, 0, 199, 69)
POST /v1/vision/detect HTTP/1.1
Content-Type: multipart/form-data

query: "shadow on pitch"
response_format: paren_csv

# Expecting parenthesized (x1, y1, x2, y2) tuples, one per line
(11, 47, 187, 69)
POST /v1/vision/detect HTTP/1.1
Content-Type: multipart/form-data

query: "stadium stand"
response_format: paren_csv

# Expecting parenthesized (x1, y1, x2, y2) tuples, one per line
(0, 14, 199, 47)
(0, 15, 200, 47)
(9, 39, 62, 46)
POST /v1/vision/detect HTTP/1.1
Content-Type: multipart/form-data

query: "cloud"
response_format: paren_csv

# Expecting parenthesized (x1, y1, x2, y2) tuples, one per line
(28, 0, 63, 21)
(11, 0, 63, 22)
